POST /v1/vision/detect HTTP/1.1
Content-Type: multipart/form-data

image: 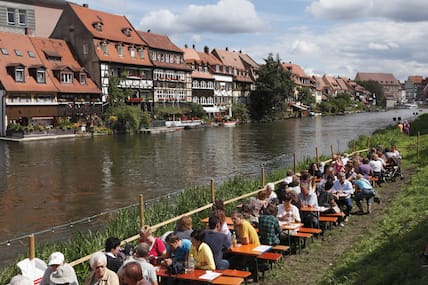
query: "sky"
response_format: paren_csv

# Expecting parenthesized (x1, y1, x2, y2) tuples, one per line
(73, 0, 428, 82)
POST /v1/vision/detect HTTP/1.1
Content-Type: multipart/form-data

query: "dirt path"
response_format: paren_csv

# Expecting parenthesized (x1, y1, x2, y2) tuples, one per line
(262, 169, 412, 285)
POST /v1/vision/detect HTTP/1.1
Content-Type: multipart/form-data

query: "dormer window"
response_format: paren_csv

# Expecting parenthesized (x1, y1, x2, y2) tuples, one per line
(15, 67, 25, 82)
(117, 44, 123, 57)
(101, 42, 109, 55)
(121, 27, 132, 37)
(28, 50, 35, 58)
(15, 49, 22, 56)
(138, 48, 144, 59)
(1, 48, 9, 55)
(79, 73, 87, 84)
(60, 71, 73, 84)
(36, 69, 46, 83)
(44, 50, 61, 62)
(93, 21, 103, 32)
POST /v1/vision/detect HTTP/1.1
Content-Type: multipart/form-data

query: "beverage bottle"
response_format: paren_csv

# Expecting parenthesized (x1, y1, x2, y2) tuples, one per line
(232, 232, 237, 247)
(187, 254, 195, 271)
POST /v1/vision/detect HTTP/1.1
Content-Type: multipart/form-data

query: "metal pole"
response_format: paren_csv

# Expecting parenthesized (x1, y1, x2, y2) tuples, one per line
(210, 178, 215, 203)
(139, 194, 145, 228)
(29, 234, 35, 260)
(261, 164, 265, 187)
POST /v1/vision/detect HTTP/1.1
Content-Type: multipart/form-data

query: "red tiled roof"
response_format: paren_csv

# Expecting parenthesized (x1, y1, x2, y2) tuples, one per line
(408, 75, 423, 84)
(31, 37, 100, 94)
(138, 31, 182, 53)
(355, 72, 400, 86)
(69, 3, 145, 45)
(192, 70, 214, 80)
(93, 39, 152, 66)
(0, 32, 57, 92)
(212, 48, 246, 70)
(282, 62, 308, 78)
(234, 75, 253, 83)
(238, 52, 259, 69)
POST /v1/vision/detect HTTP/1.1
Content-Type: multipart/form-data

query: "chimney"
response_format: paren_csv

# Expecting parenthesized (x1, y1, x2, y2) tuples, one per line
(204, 46, 209, 53)
(83, 3, 88, 8)
(147, 29, 151, 32)
(225, 47, 229, 51)
(239, 50, 242, 53)
(184, 44, 188, 48)
(192, 44, 195, 49)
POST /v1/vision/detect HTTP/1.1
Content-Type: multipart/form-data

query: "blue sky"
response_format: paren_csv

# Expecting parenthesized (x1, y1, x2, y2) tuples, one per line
(74, 0, 428, 81)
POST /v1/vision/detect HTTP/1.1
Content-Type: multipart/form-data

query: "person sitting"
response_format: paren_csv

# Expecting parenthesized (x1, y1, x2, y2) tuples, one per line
(230, 210, 260, 245)
(139, 225, 167, 265)
(369, 153, 384, 187)
(358, 158, 374, 179)
(283, 169, 295, 184)
(264, 182, 278, 204)
(163, 232, 191, 264)
(119, 243, 158, 285)
(84, 251, 119, 285)
(8, 275, 32, 285)
(120, 262, 146, 285)
(204, 216, 232, 270)
(258, 204, 281, 246)
(241, 191, 267, 226)
(174, 215, 193, 241)
(212, 199, 232, 240)
(275, 181, 288, 204)
(298, 183, 319, 228)
(189, 229, 216, 270)
(308, 162, 322, 179)
(354, 174, 380, 214)
(104, 237, 124, 273)
(332, 154, 344, 175)
(40, 252, 78, 285)
(344, 162, 357, 183)
(277, 192, 301, 223)
(332, 172, 354, 220)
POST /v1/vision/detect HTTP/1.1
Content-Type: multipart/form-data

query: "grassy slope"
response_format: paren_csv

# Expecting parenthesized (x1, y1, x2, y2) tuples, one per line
(264, 114, 428, 285)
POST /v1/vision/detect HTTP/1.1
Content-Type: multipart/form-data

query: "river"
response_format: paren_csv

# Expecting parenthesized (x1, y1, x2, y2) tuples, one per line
(0, 108, 421, 266)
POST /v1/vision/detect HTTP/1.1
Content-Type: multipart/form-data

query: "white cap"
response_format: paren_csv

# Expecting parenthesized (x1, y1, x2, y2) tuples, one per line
(48, 252, 65, 266)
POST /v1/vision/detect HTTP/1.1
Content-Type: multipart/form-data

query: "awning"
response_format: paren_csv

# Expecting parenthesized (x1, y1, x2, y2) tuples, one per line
(203, 106, 221, 113)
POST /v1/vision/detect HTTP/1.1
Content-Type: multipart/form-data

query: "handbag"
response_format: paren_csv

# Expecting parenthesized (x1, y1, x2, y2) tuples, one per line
(166, 261, 185, 275)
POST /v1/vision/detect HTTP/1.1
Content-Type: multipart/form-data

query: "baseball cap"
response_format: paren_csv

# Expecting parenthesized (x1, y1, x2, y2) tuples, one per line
(48, 252, 65, 266)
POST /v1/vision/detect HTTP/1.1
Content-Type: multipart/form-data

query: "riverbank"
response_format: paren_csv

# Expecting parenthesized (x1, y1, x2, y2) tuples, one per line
(261, 115, 428, 284)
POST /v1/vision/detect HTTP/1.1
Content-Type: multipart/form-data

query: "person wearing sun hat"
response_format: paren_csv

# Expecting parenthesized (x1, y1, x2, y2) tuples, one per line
(40, 251, 79, 285)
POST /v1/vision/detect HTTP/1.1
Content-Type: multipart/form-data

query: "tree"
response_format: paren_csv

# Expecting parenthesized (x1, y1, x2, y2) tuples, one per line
(232, 103, 250, 122)
(356, 80, 384, 107)
(249, 53, 295, 121)
(297, 86, 314, 106)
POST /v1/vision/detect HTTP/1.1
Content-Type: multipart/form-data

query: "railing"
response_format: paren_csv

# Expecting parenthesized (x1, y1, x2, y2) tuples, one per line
(17, 144, 373, 269)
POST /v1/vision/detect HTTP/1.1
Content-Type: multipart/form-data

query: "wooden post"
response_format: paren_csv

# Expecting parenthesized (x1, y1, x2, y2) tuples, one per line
(353, 141, 356, 152)
(315, 147, 319, 163)
(139, 194, 145, 228)
(417, 132, 420, 160)
(367, 137, 370, 149)
(210, 178, 215, 203)
(261, 164, 265, 187)
(293, 153, 296, 174)
(330, 144, 334, 159)
(28, 234, 35, 260)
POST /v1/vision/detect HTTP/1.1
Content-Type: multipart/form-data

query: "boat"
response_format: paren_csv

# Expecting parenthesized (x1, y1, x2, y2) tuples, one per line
(394, 103, 418, 109)
(223, 120, 237, 127)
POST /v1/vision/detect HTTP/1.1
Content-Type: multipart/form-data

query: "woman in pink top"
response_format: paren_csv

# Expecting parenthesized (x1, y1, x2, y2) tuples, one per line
(139, 225, 166, 264)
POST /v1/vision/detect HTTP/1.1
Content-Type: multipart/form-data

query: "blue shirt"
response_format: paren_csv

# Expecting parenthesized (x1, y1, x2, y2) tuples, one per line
(169, 239, 191, 262)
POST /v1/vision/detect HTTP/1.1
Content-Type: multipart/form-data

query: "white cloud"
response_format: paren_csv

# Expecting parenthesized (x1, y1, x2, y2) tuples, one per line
(139, 0, 265, 35)
(307, 0, 428, 22)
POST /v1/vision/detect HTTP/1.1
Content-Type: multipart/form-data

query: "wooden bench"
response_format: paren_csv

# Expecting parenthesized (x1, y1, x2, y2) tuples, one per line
(298, 227, 322, 236)
(272, 244, 290, 255)
(319, 216, 338, 230)
(257, 252, 283, 279)
(289, 232, 313, 253)
(221, 269, 251, 285)
(324, 212, 345, 218)
(212, 276, 245, 285)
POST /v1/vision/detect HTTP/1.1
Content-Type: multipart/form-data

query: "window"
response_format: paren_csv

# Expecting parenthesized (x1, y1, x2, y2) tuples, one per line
(139, 48, 145, 59)
(15, 49, 22, 57)
(129, 47, 136, 58)
(79, 73, 87, 84)
(60, 72, 73, 83)
(1, 48, 9, 55)
(36, 69, 46, 83)
(18, 9, 26, 26)
(117, 45, 123, 57)
(28, 51, 35, 58)
(15, 67, 24, 82)
(101, 42, 109, 55)
(7, 8, 15, 25)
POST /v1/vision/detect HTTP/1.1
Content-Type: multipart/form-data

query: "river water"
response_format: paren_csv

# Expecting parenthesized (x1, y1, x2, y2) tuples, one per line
(0, 109, 421, 265)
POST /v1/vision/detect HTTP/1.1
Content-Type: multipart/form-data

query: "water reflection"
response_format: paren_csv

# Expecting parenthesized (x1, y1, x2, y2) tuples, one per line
(0, 109, 420, 244)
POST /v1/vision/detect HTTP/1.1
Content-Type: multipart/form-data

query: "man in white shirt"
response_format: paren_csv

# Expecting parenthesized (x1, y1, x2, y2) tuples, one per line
(332, 172, 354, 220)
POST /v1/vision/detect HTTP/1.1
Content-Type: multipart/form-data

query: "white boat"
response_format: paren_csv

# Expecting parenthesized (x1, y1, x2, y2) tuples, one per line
(223, 121, 237, 127)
